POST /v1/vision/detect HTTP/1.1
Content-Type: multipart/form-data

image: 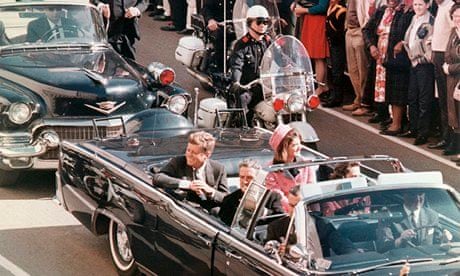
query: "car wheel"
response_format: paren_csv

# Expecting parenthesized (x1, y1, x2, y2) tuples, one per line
(0, 169, 20, 186)
(109, 219, 139, 276)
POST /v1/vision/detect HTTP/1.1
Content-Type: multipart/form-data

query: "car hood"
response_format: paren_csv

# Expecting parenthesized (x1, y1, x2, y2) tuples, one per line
(0, 47, 153, 117)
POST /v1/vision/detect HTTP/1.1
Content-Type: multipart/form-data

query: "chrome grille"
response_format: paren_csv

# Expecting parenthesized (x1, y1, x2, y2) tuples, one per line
(52, 125, 123, 140)
(39, 125, 124, 160)
(0, 134, 31, 146)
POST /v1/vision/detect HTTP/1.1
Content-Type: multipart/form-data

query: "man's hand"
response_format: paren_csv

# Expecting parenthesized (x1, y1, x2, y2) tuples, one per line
(99, 3, 110, 18)
(393, 41, 404, 58)
(191, 181, 215, 197)
(207, 19, 219, 31)
(442, 229, 453, 243)
(370, 45, 379, 60)
(125, 7, 141, 18)
(395, 229, 416, 247)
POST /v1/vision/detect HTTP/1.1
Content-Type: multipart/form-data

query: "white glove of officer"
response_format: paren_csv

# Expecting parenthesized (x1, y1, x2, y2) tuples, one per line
(443, 63, 450, 75)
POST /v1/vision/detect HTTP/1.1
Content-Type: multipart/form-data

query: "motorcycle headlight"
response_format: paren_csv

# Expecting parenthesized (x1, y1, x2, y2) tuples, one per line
(8, 102, 33, 125)
(286, 94, 304, 113)
(167, 95, 190, 114)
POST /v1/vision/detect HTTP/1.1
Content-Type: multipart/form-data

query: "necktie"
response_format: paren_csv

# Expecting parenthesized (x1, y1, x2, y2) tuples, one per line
(410, 212, 417, 228)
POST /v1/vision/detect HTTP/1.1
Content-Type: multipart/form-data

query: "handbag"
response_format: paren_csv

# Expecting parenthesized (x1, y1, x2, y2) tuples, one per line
(297, 0, 315, 8)
(454, 80, 460, 101)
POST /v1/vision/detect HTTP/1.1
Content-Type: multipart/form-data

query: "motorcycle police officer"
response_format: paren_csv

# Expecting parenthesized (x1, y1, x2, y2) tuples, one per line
(229, 5, 271, 126)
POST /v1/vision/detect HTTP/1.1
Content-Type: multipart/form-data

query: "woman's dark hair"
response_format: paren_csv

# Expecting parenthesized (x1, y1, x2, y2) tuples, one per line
(330, 162, 360, 179)
(450, 3, 460, 19)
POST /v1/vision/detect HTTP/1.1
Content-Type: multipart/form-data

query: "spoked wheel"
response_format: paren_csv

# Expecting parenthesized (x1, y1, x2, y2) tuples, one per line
(109, 219, 139, 276)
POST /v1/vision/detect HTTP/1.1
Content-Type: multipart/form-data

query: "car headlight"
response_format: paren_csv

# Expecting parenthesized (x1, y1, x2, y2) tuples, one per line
(8, 102, 33, 125)
(167, 95, 190, 114)
(286, 94, 304, 113)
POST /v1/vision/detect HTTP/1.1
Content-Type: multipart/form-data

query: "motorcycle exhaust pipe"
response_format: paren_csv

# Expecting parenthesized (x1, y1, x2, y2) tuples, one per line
(186, 68, 213, 88)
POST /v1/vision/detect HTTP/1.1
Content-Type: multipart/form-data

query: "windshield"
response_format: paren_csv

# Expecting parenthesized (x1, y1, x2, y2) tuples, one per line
(0, 4, 106, 48)
(259, 35, 315, 99)
(301, 187, 460, 273)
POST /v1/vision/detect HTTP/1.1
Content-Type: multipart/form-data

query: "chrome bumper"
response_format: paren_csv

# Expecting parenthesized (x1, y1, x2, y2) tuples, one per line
(0, 130, 59, 169)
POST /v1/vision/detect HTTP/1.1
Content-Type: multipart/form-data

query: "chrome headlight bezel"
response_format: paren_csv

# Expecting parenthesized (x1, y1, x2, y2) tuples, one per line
(167, 94, 191, 114)
(8, 102, 33, 125)
(286, 94, 304, 113)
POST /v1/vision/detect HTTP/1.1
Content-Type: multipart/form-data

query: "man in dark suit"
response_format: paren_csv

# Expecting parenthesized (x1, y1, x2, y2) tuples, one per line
(26, 7, 77, 42)
(376, 192, 450, 253)
(92, 0, 147, 60)
(219, 159, 284, 226)
(153, 131, 228, 211)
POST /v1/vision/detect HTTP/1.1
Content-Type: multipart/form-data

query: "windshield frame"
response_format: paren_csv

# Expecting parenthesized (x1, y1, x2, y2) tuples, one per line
(295, 184, 460, 274)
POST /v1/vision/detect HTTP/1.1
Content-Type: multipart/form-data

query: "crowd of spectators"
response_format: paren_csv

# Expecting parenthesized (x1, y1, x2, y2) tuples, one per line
(140, 0, 460, 165)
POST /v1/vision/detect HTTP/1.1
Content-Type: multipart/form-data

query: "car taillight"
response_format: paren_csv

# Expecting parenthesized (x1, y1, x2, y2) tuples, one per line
(307, 95, 320, 109)
(273, 98, 284, 112)
(159, 69, 175, 86)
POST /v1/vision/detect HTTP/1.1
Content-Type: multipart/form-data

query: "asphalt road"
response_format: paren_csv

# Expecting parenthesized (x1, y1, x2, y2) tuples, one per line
(0, 12, 458, 276)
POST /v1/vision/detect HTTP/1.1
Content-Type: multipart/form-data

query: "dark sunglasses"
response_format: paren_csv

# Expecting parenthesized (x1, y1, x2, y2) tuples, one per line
(255, 17, 270, 26)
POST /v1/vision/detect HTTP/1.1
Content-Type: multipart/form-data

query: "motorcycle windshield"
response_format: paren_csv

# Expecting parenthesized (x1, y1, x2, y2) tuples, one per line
(232, 0, 281, 40)
(259, 35, 315, 99)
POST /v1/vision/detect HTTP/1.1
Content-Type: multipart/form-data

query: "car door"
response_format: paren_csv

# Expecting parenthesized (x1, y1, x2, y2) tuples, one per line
(127, 183, 220, 275)
(213, 181, 295, 275)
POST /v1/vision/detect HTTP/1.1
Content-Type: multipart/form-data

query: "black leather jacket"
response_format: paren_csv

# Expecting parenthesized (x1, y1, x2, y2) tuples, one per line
(202, 0, 235, 23)
(229, 33, 271, 85)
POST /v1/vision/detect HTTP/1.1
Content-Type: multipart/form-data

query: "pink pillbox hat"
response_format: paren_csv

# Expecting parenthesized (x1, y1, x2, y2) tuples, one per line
(269, 124, 293, 151)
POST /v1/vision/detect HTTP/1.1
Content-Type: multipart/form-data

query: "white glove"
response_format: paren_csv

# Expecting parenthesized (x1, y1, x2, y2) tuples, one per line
(442, 62, 450, 75)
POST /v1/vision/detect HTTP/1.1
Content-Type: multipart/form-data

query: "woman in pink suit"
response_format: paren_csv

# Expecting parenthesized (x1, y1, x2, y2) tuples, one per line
(265, 124, 316, 211)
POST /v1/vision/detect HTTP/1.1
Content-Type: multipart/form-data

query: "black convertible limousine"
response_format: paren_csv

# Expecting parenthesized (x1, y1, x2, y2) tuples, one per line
(56, 114, 460, 275)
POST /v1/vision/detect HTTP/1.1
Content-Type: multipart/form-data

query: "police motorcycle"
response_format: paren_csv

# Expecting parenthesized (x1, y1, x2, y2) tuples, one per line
(238, 34, 320, 147)
(175, 0, 280, 93)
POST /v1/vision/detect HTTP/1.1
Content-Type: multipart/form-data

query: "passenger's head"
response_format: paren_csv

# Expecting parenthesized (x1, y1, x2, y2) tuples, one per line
(287, 185, 301, 215)
(44, 7, 62, 24)
(270, 124, 302, 164)
(185, 131, 216, 169)
(246, 5, 270, 36)
(450, 4, 460, 29)
(388, 0, 402, 8)
(239, 159, 260, 193)
(413, 0, 431, 16)
(403, 191, 425, 211)
(330, 162, 360, 179)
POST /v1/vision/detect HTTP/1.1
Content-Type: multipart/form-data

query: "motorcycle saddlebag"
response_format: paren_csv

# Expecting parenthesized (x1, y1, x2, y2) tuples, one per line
(198, 98, 228, 128)
(175, 36, 205, 68)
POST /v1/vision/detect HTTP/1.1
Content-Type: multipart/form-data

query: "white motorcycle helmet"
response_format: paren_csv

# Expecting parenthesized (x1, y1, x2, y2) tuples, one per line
(246, 5, 270, 26)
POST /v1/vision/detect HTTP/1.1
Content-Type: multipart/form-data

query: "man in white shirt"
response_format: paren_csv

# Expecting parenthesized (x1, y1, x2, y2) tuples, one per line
(153, 131, 228, 211)
(376, 191, 450, 253)
(26, 7, 74, 42)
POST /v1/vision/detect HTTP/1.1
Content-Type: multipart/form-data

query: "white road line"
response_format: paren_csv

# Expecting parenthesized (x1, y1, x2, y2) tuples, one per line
(0, 254, 30, 276)
(0, 199, 80, 231)
(318, 106, 460, 170)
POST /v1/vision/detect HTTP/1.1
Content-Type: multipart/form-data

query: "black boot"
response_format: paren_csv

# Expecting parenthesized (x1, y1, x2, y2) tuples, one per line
(443, 133, 460, 155)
